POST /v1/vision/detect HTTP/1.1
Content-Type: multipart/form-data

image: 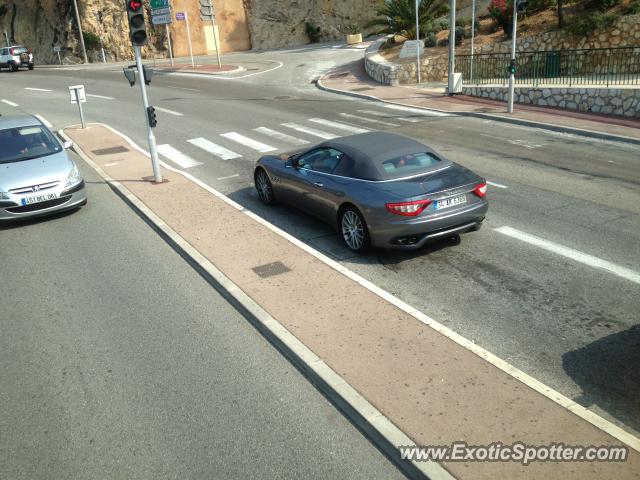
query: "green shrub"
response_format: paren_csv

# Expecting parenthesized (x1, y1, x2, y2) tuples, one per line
(424, 31, 437, 47)
(305, 22, 321, 43)
(82, 31, 101, 49)
(623, 1, 640, 14)
(566, 11, 617, 35)
(455, 26, 465, 44)
(439, 19, 450, 30)
(456, 17, 471, 27)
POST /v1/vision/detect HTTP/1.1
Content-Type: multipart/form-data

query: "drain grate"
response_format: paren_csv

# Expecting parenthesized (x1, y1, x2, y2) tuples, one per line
(92, 146, 129, 155)
(252, 261, 291, 278)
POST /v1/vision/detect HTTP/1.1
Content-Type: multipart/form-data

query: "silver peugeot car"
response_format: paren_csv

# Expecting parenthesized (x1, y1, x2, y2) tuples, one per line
(0, 115, 86, 222)
(254, 132, 488, 252)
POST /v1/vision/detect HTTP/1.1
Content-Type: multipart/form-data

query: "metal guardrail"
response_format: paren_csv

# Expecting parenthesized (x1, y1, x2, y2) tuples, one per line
(457, 46, 640, 87)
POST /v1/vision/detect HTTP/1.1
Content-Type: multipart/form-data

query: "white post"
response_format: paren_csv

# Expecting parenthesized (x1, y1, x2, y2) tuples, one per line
(185, 11, 195, 68)
(100, 41, 106, 63)
(57, 50, 62, 65)
(165, 24, 174, 66)
(471, 0, 476, 83)
(75, 92, 86, 129)
(447, 0, 457, 95)
(4, 31, 9, 47)
(508, 3, 518, 113)
(72, 0, 88, 64)
(415, 0, 421, 84)
(134, 46, 163, 184)
(210, 0, 222, 68)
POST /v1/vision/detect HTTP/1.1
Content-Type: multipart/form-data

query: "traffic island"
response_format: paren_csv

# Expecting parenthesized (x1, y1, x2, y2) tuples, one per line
(62, 123, 640, 480)
(153, 63, 243, 75)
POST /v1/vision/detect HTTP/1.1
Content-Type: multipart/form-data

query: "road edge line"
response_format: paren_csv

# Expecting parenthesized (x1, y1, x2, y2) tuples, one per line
(315, 77, 640, 146)
(62, 124, 640, 454)
(59, 127, 455, 480)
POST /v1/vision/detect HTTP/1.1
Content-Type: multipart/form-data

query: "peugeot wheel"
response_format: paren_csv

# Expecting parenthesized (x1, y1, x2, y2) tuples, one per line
(255, 169, 276, 205)
(339, 206, 370, 253)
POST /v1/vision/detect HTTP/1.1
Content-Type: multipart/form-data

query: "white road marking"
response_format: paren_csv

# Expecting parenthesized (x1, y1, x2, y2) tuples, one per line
(508, 139, 545, 149)
(220, 132, 276, 153)
(167, 85, 200, 92)
(495, 226, 640, 285)
(282, 123, 338, 140)
(339, 112, 400, 128)
(384, 104, 451, 117)
(358, 109, 421, 123)
(487, 181, 508, 189)
(1, 99, 19, 107)
(308, 118, 369, 134)
(86, 123, 640, 455)
(188, 137, 242, 160)
(155, 106, 184, 116)
(254, 127, 309, 146)
(217, 174, 240, 181)
(24, 87, 52, 92)
(34, 114, 52, 128)
(157, 144, 203, 168)
(86, 93, 115, 100)
(104, 161, 122, 167)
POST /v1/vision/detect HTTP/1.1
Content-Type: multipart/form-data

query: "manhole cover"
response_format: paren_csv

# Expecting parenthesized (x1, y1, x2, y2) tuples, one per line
(252, 261, 291, 278)
(92, 146, 129, 155)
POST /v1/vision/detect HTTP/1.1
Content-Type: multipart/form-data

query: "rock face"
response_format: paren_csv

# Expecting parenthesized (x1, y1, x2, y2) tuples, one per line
(246, 0, 379, 50)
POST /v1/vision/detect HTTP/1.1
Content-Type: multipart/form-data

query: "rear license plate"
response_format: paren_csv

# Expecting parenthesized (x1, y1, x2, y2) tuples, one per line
(21, 192, 57, 206)
(434, 194, 467, 210)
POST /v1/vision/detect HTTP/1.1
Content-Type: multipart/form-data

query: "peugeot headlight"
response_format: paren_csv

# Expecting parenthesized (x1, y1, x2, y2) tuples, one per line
(65, 163, 82, 187)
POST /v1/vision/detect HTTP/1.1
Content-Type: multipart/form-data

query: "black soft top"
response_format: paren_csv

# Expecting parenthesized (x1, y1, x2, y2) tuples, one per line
(320, 132, 439, 181)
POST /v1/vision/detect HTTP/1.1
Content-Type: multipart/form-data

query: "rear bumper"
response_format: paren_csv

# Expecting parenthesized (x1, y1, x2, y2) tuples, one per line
(369, 200, 488, 249)
(0, 182, 86, 222)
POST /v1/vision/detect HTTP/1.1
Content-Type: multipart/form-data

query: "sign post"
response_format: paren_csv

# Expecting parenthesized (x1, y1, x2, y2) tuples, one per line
(415, 0, 421, 84)
(150, 0, 174, 66)
(202, 0, 222, 68)
(54, 46, 62, 65)
(176, 11, 194, 68)
(69, 85, 87, 129)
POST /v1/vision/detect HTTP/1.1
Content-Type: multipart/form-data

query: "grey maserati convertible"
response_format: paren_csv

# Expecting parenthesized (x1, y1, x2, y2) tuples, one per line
(254, 132, 488, 252)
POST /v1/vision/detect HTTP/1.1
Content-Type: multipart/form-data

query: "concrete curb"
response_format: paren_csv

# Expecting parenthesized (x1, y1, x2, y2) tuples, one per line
(156, 65, 245, 76)
(58, 127, 456, 480)
(316, 77, 640, 146)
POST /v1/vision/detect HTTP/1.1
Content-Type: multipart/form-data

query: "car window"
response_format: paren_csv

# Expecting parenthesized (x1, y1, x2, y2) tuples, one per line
(382, 152, 441, 175)
(297, 148, 344, 174)
(0, 48, 6, 55)
(0, 126, 62, 164)
(13, 47, 28, 55)
(333, 154, 356, 177)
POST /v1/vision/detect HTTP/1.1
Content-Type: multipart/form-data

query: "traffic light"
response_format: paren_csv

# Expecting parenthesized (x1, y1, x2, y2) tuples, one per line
(126, 0, 147, 47)
(507, 59, 517, 75)
(147, 106, 157, 127)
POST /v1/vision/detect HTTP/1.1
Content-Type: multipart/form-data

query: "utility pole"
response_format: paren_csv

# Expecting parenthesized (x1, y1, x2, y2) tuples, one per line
(507, 0, 518, 113)
(72, 0, 89, 64)
(209, 0, 222, 67)
(471, 0, 476, 83)
(415, 0, 421, 84)
(447, 0, 456, 95)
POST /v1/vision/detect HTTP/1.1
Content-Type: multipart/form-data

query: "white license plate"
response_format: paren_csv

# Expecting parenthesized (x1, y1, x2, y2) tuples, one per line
(21, 192, 58, 206)
(434, 194, 467, 210)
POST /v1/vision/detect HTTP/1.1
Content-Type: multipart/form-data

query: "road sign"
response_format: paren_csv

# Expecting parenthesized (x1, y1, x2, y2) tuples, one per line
(150, 0, 170, 8)
(152, 13, 172, 25)
(53, 46, 62, 52)
(68, 85, 86, 104)
(176, 12, 185, 21)
(152, 7, 171, 15)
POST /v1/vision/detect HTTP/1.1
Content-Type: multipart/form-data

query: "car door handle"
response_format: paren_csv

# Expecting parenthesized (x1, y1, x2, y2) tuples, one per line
(314, 182, 324, 188)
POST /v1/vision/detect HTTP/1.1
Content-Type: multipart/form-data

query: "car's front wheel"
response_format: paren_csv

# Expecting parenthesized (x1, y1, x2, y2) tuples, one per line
(339, 206, 370, 253)
(255, 168, 276, 205)
(10, 62, 18, 72)
(28, 63, 34, 70)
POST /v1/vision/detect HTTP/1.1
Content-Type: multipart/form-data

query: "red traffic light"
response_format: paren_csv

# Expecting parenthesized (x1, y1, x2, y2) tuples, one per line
(128, 0, 142, 10)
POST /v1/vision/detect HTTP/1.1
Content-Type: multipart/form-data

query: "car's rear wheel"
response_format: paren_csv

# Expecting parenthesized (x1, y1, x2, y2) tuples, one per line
(10, 63, 18, 72)
(255, 169, 276, 205)
(339, 206, 370, 253)
(28, 64, 34, 70)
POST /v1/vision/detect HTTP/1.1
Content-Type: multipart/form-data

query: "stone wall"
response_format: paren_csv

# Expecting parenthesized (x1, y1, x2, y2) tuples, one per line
(365, 40, 399, 85)
(463, 86, 640, 117)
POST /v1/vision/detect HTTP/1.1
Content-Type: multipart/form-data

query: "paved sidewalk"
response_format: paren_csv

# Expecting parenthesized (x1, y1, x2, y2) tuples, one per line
(64, 124, 640, 479)
(318, 61, 640, 142)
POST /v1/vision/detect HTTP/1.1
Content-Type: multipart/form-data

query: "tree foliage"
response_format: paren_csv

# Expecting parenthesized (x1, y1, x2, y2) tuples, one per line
(366, 0, 449, 40)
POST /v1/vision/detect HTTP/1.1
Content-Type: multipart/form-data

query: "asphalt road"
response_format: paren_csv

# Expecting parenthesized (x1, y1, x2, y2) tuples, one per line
(1, 44, 639, 439)
(0, 157, 405, 479)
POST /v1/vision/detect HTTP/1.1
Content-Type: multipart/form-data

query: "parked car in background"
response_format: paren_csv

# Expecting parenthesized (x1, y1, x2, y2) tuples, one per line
(0, 115, 86, 222)
(0, 45, 34, 71)
(254, 132, 488, 253)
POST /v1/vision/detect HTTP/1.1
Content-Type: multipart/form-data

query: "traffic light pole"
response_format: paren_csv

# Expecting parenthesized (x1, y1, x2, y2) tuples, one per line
(507, 2, 518, 113)
(134, 46, 162, 183)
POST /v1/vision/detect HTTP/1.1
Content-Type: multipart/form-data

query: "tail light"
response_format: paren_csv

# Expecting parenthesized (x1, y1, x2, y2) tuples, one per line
(385, 199, 432, 217)
(10, 48, 14, 55)
(474, 182, 487, 198)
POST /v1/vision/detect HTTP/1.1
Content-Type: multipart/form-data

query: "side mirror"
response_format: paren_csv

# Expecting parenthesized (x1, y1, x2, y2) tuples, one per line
(289, 154, 300, 167)
(63, 140, 73, 149)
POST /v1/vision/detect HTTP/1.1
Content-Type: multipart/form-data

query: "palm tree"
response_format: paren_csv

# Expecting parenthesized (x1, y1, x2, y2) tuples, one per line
(366, 0, 449, 40)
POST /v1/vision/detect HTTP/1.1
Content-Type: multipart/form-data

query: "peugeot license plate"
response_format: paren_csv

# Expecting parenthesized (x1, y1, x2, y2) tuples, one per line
(21, 192, 58, 206)
(434, 194, 467, 210)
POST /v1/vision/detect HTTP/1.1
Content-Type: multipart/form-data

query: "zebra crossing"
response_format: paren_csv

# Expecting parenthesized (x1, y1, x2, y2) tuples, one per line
(157, 106, 445, 169)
